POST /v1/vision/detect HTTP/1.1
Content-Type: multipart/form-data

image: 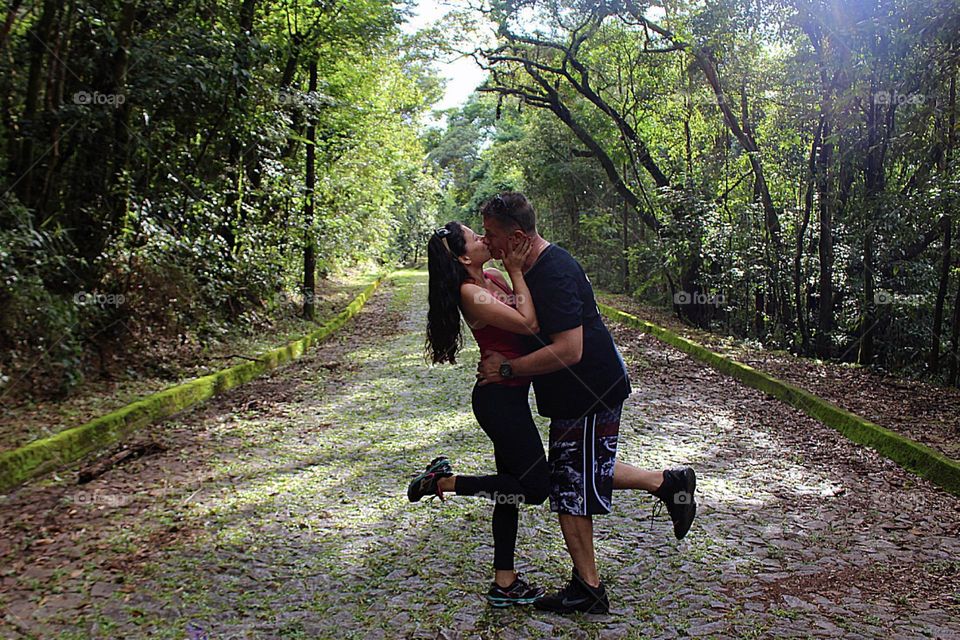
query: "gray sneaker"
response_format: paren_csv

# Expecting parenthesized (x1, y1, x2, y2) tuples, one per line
(406, 456, 453, 502)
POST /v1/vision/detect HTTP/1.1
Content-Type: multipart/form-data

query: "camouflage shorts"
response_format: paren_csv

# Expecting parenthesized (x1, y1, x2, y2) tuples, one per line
(548, 404, 622, 516)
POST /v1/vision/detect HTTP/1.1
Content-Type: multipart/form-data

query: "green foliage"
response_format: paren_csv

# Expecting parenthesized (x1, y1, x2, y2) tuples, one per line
(441, 0, 960, 382)
(0, 197, 84, 396)
(0, 0, 443, 400)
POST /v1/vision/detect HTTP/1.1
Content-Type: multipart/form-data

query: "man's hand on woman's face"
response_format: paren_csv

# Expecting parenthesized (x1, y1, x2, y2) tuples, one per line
(477, 350, 506, 386)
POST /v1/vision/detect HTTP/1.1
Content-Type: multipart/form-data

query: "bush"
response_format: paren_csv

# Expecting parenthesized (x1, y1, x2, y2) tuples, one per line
(0, 197, 86, 397)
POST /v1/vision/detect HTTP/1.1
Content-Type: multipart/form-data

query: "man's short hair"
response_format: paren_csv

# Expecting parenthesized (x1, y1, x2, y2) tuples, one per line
(480, 192, 537, 233)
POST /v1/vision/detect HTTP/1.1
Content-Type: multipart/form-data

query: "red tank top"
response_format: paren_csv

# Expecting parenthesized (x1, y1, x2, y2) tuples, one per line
(465, 273, 531, 387)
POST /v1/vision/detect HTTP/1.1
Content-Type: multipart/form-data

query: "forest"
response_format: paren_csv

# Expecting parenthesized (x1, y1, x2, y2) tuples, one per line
(1, 0, 959, 400)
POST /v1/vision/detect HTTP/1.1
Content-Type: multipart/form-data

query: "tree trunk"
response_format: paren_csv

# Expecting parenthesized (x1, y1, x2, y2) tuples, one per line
(754, 288, 765, 338)
(935, 69, 958, 374)
(949, 69, 957, 167)
(858, 230, 875, 364)
(13, 0, 57, 209)
(0, 0, 24, 57)
(930, 216, 952, 372)
(949, 272, 960, 386)
(303, 60, 318, 321)
(108, 1, 135, 232)
(222, 0, 257, 255)
(858, 74, 893, 365)
(816, 117, 835, 357)
(796, 118, 822, 354)
(37, 0, 71, 215)
(239, 0, 261, 193)
(621, 177, 629, 292)
(694, 53, 784, 257)
(66, 0, 134, 286)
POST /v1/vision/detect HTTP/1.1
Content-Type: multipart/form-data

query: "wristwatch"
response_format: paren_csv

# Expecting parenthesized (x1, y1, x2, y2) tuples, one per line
(499, 361, 514, 379)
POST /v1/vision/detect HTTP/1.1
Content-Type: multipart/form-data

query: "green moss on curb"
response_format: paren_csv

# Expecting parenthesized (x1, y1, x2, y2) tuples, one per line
(0, 274, 390, 493)
(600, 303, 960, 497)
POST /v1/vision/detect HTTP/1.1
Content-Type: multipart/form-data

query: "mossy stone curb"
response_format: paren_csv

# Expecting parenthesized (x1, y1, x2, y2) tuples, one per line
(600, 303, 960, 497)
(0, 275, 389, 493)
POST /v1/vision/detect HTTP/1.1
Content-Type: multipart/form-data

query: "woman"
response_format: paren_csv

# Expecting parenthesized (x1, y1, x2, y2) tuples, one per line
(409, 219, 549, 607)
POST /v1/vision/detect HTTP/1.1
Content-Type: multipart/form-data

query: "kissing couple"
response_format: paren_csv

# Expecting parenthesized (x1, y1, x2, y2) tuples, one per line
(409, 192, 697, 614)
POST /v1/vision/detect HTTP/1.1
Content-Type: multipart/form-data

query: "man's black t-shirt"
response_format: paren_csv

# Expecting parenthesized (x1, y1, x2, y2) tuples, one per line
(522, 244, 631, 419)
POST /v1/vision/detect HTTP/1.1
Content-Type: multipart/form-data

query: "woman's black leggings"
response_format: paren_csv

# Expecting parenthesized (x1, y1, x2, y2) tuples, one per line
(454, 382, 550, 571)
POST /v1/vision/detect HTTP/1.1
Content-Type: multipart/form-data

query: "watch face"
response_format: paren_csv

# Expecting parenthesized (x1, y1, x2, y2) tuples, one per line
(499, 362, 512, 378)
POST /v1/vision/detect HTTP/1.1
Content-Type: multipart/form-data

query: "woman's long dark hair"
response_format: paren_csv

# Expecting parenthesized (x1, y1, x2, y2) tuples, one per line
(425, 221, 469, 364)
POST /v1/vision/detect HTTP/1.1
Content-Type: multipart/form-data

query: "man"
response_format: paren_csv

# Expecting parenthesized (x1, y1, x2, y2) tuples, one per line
(477, 192, 697, 615)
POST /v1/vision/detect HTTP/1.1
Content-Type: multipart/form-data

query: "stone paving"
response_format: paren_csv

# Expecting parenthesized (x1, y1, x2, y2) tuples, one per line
(1, 270, 958, 639)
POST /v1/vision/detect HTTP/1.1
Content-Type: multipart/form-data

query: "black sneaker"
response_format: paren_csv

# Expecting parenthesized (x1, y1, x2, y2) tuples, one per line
(407, 456, 453, 502)
(653, 467, 697, 540)
(533, 569, 609, 614)
(486, 573, 545, 607)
